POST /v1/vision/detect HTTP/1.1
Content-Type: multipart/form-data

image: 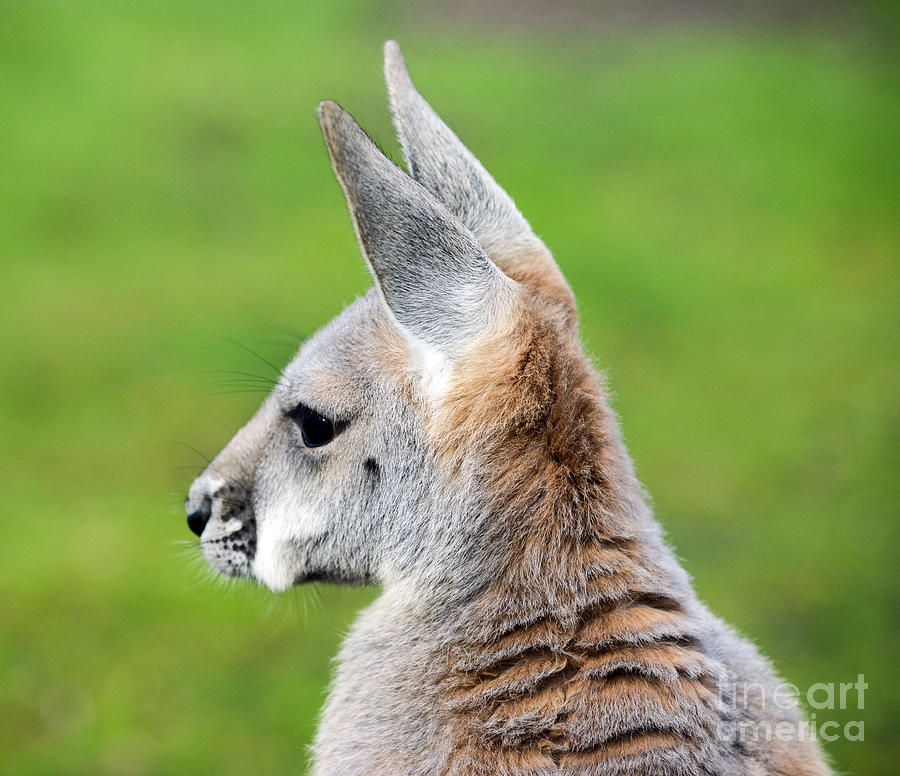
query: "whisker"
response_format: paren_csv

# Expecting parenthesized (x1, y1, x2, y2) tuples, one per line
(212, 377, 281, 387)
(166, 440, 214, 466)
(202, 389, 274, 399)
(204, 369, 281, 386)
(212, 336, 286, 381)
(171, 448, 255, 493)
(256, 319, 310, 346)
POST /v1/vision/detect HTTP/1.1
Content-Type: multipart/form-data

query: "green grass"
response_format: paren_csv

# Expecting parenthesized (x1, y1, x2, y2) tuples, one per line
(1, 2, 897, 773)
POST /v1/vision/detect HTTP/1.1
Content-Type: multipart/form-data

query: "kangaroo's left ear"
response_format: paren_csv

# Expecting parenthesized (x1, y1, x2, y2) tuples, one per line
(384, 40, 574, 314)
(318, 100, 518, 359)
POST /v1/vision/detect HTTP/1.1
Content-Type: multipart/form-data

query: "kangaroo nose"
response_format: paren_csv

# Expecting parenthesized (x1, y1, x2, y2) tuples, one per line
(187, 495, 212, 537)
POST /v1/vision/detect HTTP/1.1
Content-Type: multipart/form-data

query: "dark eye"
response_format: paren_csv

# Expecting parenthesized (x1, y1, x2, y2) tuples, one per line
(288, 404, 335, 448)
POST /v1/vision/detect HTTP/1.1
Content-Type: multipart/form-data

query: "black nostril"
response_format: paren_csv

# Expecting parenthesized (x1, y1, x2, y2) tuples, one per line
(187, 495, 212, 537)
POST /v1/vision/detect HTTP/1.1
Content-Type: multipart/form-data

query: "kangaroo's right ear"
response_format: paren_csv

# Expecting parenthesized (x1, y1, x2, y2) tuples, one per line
(317, 101, 518, 360)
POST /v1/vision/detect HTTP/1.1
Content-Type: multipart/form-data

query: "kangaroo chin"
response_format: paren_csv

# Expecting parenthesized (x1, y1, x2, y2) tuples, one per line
(185, 40, 832, 776)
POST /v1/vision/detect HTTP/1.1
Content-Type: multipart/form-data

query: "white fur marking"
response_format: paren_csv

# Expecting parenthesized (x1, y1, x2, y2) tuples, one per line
(254, 491, 327, 592)
(404, 329, 452, 399)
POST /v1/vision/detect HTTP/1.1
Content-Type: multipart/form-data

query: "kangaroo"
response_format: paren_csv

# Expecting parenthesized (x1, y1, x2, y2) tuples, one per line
(185, 41, 832, 776)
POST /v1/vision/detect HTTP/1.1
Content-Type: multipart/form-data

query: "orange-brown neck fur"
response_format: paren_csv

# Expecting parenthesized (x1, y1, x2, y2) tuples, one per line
(430, 281, 726, 772)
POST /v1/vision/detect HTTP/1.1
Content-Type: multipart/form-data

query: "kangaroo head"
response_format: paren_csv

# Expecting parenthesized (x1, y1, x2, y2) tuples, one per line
(186, 42, 615, 603)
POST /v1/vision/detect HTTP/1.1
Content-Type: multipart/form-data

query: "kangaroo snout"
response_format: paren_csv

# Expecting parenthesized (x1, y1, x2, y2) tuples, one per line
(185, 465, 257, 580)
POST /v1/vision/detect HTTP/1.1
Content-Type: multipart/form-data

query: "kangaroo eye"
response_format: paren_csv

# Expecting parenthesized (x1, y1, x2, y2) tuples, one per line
(288, 404, 335, 448)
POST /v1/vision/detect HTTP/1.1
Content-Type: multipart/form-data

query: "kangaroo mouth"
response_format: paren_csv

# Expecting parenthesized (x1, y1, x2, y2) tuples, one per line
(201, 514, 257, 578)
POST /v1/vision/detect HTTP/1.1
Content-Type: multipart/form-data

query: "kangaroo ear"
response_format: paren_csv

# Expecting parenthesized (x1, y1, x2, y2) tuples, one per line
(384, 40, 571, 312)
(317, 101, 516, 357)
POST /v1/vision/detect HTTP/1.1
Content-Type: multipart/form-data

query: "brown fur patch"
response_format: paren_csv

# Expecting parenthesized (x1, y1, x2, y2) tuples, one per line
(427, 286, 729, 772)
(489, 242, 578, 328)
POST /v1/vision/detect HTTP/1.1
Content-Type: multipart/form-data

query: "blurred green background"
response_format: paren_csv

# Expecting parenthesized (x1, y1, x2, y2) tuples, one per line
(1, 1, 897, 774)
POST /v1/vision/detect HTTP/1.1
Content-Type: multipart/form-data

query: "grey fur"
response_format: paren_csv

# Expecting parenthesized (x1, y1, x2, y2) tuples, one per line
(318, 100, 516, 356)
(384, 40, 533, 258)
(186, 42, 832, 776)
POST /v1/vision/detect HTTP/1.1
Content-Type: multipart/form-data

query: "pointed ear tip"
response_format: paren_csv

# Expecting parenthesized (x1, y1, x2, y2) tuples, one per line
(317, 100, 354, 141)
(317, 100, 340, 124)
(383, 39, 408, 79)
